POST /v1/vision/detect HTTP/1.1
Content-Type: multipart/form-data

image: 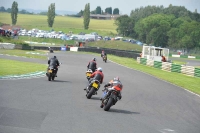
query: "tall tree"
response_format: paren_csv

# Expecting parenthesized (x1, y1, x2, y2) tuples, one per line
(113, 8, 119, 15)
(11, 1, 18, 25)
(47, 3, 55, 27)
(7, 8, 11, 13)
(0, 6, 6, 12)
(105, 7, 112, 14)
(83, 3, 90, 30)
(115, 15, 135, 37)
(96, 6, 101, 14)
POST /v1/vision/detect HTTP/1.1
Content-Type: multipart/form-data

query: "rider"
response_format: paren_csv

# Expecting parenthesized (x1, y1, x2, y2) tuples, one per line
(48, 56, 60, 77)
(49, 47, 53, 52)
(101, 50, 107, 58)
(100, 76, 123, 101)
(87, 58, 97, 72)
(84, 67, 104, 91)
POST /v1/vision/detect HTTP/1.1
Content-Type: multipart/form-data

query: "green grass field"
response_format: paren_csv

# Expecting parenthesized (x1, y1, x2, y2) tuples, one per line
(0, 58, 47, 76)
(0, 12, 117, 36)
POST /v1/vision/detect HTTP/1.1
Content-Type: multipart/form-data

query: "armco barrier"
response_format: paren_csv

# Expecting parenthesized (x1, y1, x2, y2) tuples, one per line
(34, 46, 66, 51)
(78, 47, 140, 59)
(137, 57, 200, 78)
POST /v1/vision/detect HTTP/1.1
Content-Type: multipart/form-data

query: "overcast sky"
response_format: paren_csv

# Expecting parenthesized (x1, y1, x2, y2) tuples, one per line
(1, 0, 200, 15)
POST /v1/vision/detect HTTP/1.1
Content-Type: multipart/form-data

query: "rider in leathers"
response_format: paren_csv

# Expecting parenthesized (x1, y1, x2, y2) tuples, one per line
(100, 77, 123, 101)
(84, 67, 104, 91)
(87, 58, 97, 72)
(48, 56, 60, 77)
(101, 50, 107, 57)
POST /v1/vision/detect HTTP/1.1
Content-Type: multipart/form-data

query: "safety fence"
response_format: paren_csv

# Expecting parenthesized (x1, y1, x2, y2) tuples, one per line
(0, 43, 15, 49)
(137, 57, 200, 78)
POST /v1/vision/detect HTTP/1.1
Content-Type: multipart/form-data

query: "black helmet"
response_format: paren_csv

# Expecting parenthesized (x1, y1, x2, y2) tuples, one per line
(54, 56, 56, 58)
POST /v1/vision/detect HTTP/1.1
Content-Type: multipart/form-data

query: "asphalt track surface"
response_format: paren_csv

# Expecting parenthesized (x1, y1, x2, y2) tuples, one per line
(0, 52, 200, 133)
(169, 57, 200, 67)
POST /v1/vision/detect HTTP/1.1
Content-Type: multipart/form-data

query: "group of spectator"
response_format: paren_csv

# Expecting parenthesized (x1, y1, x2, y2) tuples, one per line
(0, 29, 18, 37)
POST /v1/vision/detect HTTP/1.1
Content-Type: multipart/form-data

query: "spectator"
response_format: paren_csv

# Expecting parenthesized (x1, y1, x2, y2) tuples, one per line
(161, 55, 167, 62)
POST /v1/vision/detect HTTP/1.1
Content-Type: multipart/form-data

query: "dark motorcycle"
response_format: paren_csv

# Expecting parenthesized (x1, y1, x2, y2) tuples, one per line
(100, 88, 120, 111)
(85, 80, 100, 99)
(102, 55, 107, 63)
(49, 49, 54, 53)
(46, 66, 57, 81)
(85, 69, 93, 81)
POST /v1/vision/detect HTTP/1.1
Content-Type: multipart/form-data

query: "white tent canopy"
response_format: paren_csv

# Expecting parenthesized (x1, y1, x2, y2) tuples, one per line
(141, 46, 169, 61)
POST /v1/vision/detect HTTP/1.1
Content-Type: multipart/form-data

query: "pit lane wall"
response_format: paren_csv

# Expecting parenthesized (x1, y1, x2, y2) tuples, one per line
(137, 57, 200, 78)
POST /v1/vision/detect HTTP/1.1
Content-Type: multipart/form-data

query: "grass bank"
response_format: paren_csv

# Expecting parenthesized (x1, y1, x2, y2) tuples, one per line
(0, 58, 47, 76)
(0, 12, 117, 36)
(87, 40, 142, 51)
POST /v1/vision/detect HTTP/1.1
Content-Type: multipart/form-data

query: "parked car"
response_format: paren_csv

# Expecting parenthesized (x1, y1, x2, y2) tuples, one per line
(104, 36, 111, 41)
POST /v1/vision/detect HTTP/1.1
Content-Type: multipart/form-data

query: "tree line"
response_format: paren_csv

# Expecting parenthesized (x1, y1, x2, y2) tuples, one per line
(2, 2, 90, 30)
(0, 6, 34, 14)
(115, 5, 200, 53)
(77, 6, 119, 16)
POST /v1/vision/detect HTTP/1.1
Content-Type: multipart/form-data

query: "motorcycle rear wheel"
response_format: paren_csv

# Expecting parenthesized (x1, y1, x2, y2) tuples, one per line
(86, 87, 95, 99)
(48, 75, 51, 81)
(104, 98, 113, 111)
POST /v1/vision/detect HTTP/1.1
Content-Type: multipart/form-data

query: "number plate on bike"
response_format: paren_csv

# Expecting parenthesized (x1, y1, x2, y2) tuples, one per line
(86, 73, 91, 76)
(48, 70, 52, 73)
(92, 82, 98, 88)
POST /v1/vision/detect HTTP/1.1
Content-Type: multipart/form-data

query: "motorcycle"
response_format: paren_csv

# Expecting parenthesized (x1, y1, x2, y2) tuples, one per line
(49, 49, 54, 53)
(85, 69, 93, 81)
(46, 63, 61, 81)
(102, 55, 107, 63)
(46, 66, 57, 81)
(100, 87, 120, 111)
(85, 79, 100, 99)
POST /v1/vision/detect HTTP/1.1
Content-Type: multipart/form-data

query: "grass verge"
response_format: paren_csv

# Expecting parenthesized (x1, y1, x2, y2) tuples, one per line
(78, 51, 200, 95)
(87, 40, 142, 51)
(0, 49, 48, 59)
(0, 58, 47, 76)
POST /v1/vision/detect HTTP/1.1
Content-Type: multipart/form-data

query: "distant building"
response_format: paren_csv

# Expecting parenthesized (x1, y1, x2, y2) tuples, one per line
(90, 14, 121, 20)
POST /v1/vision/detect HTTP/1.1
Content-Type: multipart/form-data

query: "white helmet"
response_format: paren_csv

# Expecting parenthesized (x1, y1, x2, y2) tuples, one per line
(97, 67, 102, 72)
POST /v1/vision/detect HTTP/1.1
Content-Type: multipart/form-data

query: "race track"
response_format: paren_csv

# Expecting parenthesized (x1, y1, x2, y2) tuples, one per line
(0, 51, 200, 133)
